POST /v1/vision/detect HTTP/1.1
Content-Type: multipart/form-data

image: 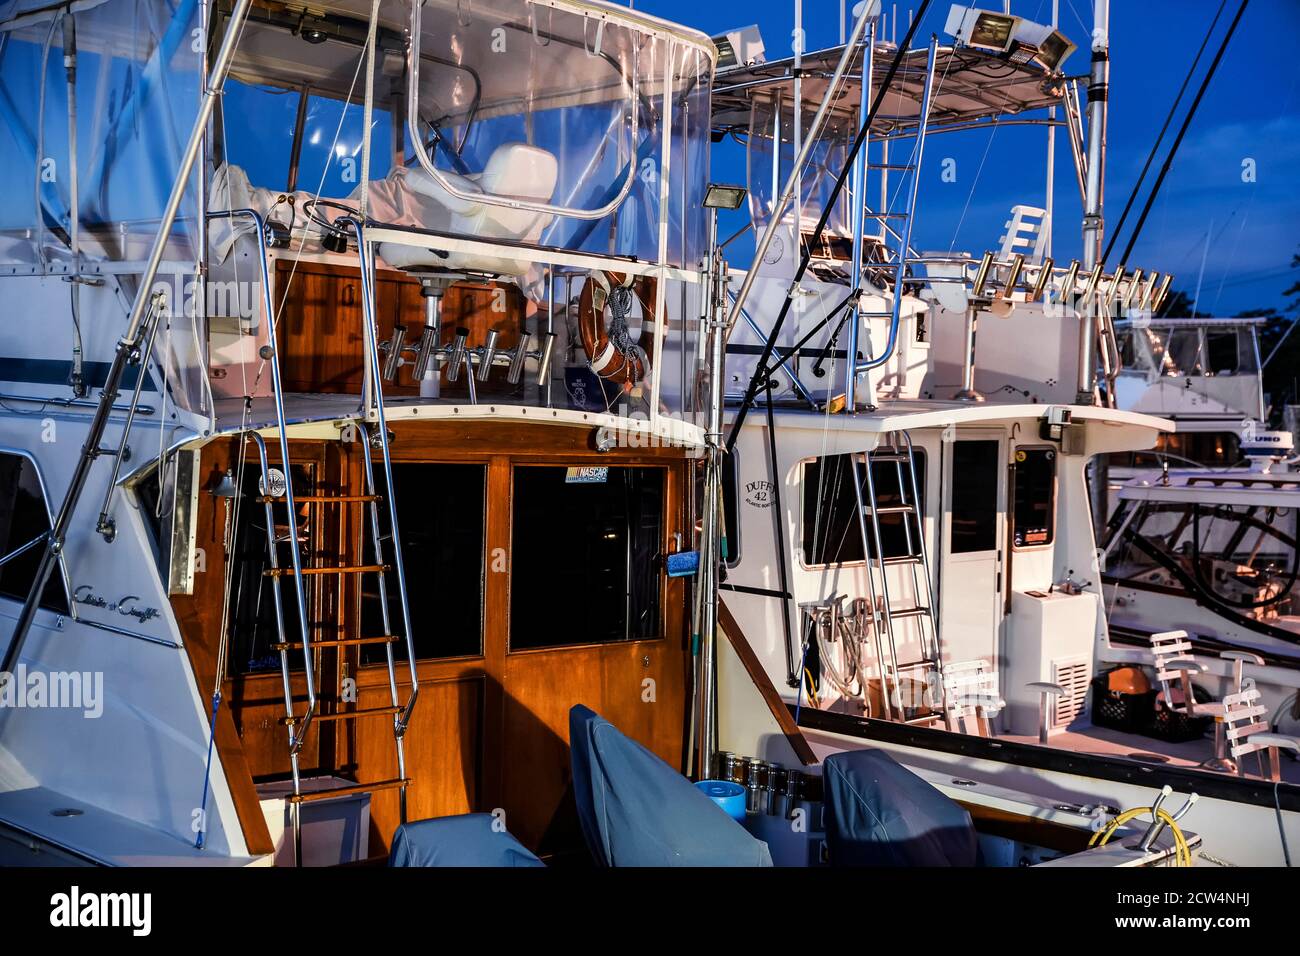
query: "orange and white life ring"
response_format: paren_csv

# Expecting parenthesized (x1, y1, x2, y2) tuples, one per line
(577, 271, 657, 386)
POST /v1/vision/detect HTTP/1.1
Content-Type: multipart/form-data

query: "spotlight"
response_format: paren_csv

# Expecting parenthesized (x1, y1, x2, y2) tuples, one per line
(703, 183, 748, 210)
(945, 5, 1019, 53)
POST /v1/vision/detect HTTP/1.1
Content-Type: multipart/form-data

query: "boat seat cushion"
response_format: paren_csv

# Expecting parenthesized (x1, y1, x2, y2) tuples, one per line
(380, 142, 558, 277)
(568, 705, 773, 867)
(822, 748, 979, 866)
(388, 813, 544, 867)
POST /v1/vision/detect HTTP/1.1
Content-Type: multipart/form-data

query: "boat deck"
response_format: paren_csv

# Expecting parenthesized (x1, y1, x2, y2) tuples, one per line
(1001, 724, 1300, 785)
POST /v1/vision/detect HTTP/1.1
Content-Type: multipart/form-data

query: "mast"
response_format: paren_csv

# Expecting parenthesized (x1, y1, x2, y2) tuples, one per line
(1076, 0, 1108, 404)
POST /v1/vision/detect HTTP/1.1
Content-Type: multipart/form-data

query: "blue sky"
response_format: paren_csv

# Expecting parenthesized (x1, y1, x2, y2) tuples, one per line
(633, 0, 1300, 315)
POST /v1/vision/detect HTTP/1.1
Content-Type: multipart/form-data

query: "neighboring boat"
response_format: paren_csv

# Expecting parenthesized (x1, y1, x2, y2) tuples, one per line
(704, 3, 1300, 865)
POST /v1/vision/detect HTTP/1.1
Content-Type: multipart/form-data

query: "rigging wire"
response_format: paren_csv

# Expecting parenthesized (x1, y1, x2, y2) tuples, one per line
(1113, 0, 1250, 270)
(1102, 0, 1228, 265)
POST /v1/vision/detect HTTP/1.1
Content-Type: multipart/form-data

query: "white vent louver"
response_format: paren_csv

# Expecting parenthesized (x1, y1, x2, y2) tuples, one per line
(1051, 657, 1090, 729)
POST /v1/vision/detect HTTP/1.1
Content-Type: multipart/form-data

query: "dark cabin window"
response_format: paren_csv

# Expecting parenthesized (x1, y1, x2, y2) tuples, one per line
(801, 453, 926, 566)
(950, 440, 1000, 554)
(1205, 330, 1239, 374)
(1012, 448, 1056, 548)
(0, 453, 67, 613)
(361, 463, 485, 664)
(510, 466, 664, 649)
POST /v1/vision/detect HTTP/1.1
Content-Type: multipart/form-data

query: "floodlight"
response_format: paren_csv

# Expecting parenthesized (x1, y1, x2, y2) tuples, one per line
(711, 25, 765, 69)
(704, 183, 748, 210)
(945, 5, 1076, 71)
(1012, 20, 1077, 71)
(945, 5, 1020, 53)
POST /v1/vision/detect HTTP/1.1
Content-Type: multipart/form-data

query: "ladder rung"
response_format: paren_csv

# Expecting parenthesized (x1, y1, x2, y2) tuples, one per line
(864, 212, 908, 219)
(864, 504, 915, 515)
(287, 777, 409, 805)
(895, 659, 937, 672)
(880, 554, 923, 566)
(264, 564, 388, 577)
(888, 606, 931, 619)
(869, 452, 910, 463)
(260, 494, 381, 503)
(273, 635, 398, 651)
(872, 163, 916, 171)
(281, 705, 401, 727)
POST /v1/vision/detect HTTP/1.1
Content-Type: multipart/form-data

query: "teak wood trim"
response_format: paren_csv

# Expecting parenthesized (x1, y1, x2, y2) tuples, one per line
(718, 599, 818, 766)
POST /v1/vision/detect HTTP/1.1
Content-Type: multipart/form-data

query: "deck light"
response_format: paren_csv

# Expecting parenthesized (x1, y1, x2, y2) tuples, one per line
(704, 183, 748, 210)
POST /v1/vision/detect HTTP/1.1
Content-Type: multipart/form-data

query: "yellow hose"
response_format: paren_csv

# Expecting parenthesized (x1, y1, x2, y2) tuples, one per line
(1089, 806, 1192, 867)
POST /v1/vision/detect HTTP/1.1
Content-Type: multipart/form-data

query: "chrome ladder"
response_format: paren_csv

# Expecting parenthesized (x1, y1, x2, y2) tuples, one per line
(850, 430, 944, 723)
(220, 209, 418, 866)
(844, 36, 938, 412)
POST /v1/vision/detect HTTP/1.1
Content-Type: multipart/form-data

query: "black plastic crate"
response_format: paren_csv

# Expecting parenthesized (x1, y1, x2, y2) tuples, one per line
(1090, 672, 1155, 733)
(1147, 685, 1214, 743)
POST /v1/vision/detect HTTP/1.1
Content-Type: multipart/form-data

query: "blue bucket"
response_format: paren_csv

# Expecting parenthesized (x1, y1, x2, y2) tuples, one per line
(695, 779, 746, 821)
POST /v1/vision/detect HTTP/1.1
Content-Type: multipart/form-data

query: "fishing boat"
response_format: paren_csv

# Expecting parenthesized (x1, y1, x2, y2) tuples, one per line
(0, 0, 722, 866)
(704, 1, 1300, 866)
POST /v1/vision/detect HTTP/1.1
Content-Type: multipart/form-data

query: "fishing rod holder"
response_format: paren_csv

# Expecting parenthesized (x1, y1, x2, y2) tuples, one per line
(378, 326, 556, 393)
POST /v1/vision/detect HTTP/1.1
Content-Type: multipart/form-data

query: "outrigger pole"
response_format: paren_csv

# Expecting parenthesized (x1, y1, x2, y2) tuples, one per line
(724, 0, 933, 453)
(0, 0, 257, 686)
(1075, 0, 1108, 406)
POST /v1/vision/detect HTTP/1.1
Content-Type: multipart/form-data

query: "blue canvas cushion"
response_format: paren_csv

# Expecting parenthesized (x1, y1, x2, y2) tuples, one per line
(823, 748, 978, 867)
(568, 705, 772, 867)
(388, 813, 545, 867)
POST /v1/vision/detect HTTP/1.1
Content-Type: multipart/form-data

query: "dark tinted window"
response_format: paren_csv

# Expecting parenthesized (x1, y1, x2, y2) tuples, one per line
(950, 440, 1000, 554)
(0, 453, 67, 613)
(510, 466, 664, 649)
(1012, 448, 1056, 548)
(801, 453, 926, 565)
(361, 463, 485, 663)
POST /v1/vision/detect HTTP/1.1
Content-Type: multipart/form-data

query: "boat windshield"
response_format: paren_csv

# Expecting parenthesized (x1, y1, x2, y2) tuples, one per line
(1105, 497, 1300, 617)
